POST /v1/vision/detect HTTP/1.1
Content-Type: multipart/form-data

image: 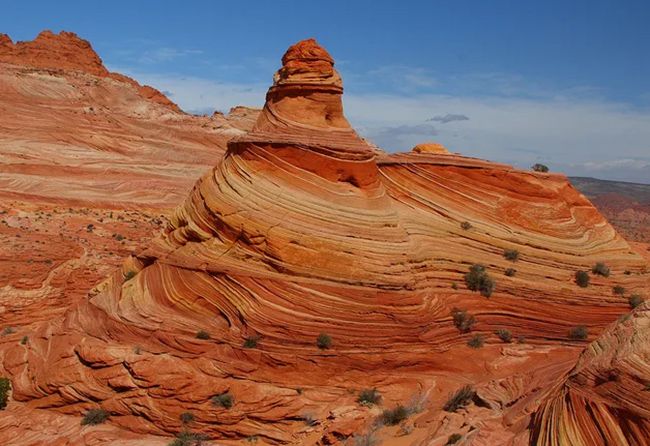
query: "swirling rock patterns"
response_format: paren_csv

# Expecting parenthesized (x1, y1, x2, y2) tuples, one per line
(1, 38, 649, 445)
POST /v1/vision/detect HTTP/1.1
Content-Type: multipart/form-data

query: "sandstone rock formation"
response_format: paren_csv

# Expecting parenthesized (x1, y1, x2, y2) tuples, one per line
(1, 37, 649, 445)
(412, 142, 450, 154)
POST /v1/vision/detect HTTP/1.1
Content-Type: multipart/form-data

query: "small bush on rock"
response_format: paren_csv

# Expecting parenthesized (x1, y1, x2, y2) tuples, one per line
(505, 268, 516, 277)
(460, 221, 472, 230)
(211, 393, 233, 409)
(569, 325, 588, 340)
(467, 334, 485, 349)
(379, 405, 409, 426)
(575, 271, 590, 287)
(243, 336, 260, 349)
(451, 307, 476, 333)
(443, 385, 475, 412)
(0, 377, 10, 410)
(496, 328, 512, 343)
(81, 408, 109, 426)
(464, 264, 496, 297)
(613, 285, 625, 295)
(532, 163, 549, 173)
(447, 434, 463, 445)
(195, 331, 211, 340)
(180, 411, 194, 424)
(316, 333, 332, 350)
(503, 249, 520, 261)
(629, 294, 644, 309)
(358, 388, 382, 407)
(592, 262, 610, 277)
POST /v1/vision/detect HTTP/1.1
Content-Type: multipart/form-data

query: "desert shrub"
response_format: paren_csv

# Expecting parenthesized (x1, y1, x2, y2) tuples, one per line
(592, 262, 610, 277)
(20, 336, 28, 345)
(629, 294, 644, 309)
(496, 328, 512, 343)
(316, 333, 332, 350)
(467, 334, 485, 349)
(464, 264, 496, 297)
(644, 383, 650, 391)
(451, 307, 476, 333)
(568, 325, 588, 340)
(352, 431, 382, 446)
(180, 411, 194, 424)
(613, 285, 625, 295)
(460, 221, 472, 230)
(0, 377, 10, 410)
(517, 336, 527, 344)
(443, 385, 475, 412)
(195, 331, 211, 340)
(1, 327, 14, 336)
(505, 268, 516, 277)
(624, 270, 632, 275)
(379, 405, 409, 426)
(532, 163, 549, 173)
(211, 393, 233, 409)
(124, 271, 136, 280)
(357, 388, 382, 407)
(575, 271, 590, 287)
(447, 434, 463, 445)
(451, 283, 459, 290)
(243, 336, 260, 349)
(503, 249, 520, 261)
(168, 429, 209, 446)
(81, 408, 109, 425)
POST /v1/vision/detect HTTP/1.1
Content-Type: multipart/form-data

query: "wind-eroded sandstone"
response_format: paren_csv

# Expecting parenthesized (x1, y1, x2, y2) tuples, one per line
(0, 38, 649, 445)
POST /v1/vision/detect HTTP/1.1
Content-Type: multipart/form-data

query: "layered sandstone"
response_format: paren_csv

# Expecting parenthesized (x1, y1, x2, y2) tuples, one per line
(0, 38, 649, 446)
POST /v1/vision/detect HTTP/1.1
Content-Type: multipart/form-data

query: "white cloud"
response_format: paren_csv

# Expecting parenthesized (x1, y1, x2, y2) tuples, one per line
(111, 67, 650, 183)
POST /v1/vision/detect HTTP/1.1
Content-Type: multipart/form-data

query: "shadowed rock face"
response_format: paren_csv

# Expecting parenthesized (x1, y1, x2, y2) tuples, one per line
(1, 39, 649, 445)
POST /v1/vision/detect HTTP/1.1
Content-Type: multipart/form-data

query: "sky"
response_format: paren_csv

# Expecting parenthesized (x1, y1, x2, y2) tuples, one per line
(2, 0, 650, 183)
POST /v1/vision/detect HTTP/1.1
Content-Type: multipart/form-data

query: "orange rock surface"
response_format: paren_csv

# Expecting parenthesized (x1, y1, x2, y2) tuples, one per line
(1, 37, 649, 445)
(412, 142, 450, 154)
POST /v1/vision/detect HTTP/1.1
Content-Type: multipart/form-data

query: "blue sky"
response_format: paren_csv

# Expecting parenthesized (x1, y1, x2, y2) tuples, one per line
(2, 0, 650, 182)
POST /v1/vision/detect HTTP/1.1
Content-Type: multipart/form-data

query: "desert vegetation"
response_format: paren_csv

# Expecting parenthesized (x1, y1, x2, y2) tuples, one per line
(316, 333, 332, 349)
(81, 408, 109, 425)
(357, 388, 382, 407)
(464, 264, 496, 297)
(195, 330, 211, 340)
(0, 377, 10, 410)
(451, 307, 476, 333)
(532, 163, 549, 172)
(503, 249, 520, 261)
(629, 294, 644, 309)
(592, 262, 611, 277)
(467, 334, 485, 349)
(575, 270, 590, 287)
(496, 328, 512, 343)
(568, 325, 589, 340)
(211, 393, 234, 409)
(443, 385, 475, 412)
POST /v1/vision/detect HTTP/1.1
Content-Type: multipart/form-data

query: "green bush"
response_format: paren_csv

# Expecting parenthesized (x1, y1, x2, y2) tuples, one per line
(446, 434, 463, 445)
(243, 336, 260, 349)
(316, 333, 332, 350)
(532, 163, 549, 173)
(575, 271, 590, 287)
(592, 262, 610, 277)
(467, 335, 485, 349)
(195, 331, 211, 340)
(379, 405, 409, 426)
(81, 408, 109, 425)
(464, 264, 496, 297)
(503, 249, 520, 261)
(505, 268, 516, 277)
(568, 325, 588, 340)
(451, 307, 476, 333)
(211, 393, 233, 409)
(0, 377, 10, 410)
(443, 385, 475, 412)
(460, 221, 472, 230)
(180, 411, 194, 424)
(168, 429, 209, 446)
(357, 388, 382, 407)
(496, 328, 512, 343)
(613, 285, 625, 295)
(629, 294, 644, 309)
